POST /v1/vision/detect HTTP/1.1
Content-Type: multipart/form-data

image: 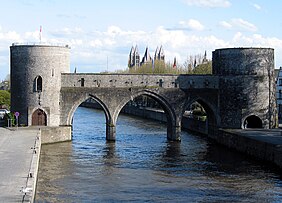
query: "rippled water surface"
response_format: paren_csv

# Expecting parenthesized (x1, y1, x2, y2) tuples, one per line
(35, 107, 282, 202)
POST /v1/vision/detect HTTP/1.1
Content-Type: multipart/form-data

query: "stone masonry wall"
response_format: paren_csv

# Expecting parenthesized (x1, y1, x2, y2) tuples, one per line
(10, 45, 70, 126)
(213, 48, 277, 129)
(61, 74, 219, 90)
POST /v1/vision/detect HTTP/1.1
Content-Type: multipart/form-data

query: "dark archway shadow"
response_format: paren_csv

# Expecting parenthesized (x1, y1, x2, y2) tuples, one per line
(244, 115, 263, 128)
(182, 99, 217, 136)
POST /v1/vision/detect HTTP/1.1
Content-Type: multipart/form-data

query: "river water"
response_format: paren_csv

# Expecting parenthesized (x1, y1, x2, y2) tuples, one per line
(35, 107, 282, 202)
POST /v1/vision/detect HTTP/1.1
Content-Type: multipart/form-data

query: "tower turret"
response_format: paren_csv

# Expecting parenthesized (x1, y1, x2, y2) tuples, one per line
(213, 48, 277, 129)
(10, 44, 70, 126)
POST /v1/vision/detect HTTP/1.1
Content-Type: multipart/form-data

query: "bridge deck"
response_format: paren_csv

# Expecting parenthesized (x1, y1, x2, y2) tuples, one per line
(61, 73, 219, 89)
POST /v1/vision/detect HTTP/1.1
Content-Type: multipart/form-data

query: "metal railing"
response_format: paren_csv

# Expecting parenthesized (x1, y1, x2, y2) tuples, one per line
(12, 42, 70, 47)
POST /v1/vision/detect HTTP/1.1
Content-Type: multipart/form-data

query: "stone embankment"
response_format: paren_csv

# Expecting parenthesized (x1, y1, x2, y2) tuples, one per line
(0, 127, 41, 203)
(214, 129, 282, 169)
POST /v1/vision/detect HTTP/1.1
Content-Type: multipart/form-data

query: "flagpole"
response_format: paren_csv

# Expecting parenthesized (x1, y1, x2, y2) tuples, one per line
(39, 26, 42, 43)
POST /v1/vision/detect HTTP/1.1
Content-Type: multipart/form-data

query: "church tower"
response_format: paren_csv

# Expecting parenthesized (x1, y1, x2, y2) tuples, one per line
(128, 45, 140, 68)
(140, 47, 152, 66)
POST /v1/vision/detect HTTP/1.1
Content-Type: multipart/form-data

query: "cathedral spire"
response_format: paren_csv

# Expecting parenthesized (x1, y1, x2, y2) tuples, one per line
(202, 50, 208, 64)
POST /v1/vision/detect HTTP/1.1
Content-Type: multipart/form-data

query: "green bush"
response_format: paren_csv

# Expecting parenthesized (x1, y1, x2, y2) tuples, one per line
(0, 90, 10, 109)
(4, 112, 15, 127)
(192, 109, 206, 116)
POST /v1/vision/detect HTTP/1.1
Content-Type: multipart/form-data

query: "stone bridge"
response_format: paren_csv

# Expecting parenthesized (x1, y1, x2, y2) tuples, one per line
(60, 74, 219, 141)
(10, 45, 277, 143)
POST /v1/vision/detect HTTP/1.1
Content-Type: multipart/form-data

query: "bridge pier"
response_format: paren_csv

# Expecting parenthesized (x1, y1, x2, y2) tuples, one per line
(167, 125, 181, 141)
(106, 123, 116, 141)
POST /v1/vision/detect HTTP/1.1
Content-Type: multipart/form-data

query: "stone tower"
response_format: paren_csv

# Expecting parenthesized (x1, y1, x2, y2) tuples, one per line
(10, 44, 70, 126)
(213, 48, 277, 129)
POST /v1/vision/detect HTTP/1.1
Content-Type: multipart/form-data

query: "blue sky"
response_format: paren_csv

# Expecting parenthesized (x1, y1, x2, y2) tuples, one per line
(0, 0, 282, 80)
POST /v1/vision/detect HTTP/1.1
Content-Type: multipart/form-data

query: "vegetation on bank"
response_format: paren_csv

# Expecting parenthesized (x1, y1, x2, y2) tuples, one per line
(118, 60, 212, 75)
(190, 102, 207, 122)
(0, 90, 10, 109)
(3, 113, 15, 127)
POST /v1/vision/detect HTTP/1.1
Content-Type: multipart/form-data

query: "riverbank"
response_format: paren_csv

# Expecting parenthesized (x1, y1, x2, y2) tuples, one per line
(214, 129, 282, 169)
(0, 127, 41, 203)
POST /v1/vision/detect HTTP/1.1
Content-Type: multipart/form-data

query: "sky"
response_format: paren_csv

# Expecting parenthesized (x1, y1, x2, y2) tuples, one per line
(0, 0, 282, 80)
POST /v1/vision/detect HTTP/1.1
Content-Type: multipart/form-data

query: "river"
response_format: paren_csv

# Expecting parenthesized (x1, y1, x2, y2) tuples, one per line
(35, 107, 282, 202)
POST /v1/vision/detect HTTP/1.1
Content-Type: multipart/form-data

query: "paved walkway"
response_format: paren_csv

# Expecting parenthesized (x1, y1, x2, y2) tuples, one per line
(225, 128, 282, 145)
(0, 127, 40, 203)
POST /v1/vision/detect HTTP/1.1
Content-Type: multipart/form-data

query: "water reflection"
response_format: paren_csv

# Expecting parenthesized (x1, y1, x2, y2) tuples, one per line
(35, 142, 75, 202)
(36, 107, 282, 202)
(101, 142, 120, 176)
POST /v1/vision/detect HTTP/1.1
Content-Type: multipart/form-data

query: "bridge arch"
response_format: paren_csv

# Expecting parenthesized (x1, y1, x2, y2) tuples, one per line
(243, 115, 263, 129)
(113, 89, 180, 141)
(183, 97, 218, 135)
(66, 94, 111, 129)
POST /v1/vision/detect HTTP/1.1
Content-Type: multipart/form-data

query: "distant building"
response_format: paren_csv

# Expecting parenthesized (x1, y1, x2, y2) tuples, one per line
(0, 80, 9, 91)
(128, 45, 165, 68)
(154, 46, 165, 61)
(202, 50, 208, 64)
(140, 47, 152, 66)
(276, 67, 282, 121)
(128, 45, 140, 68)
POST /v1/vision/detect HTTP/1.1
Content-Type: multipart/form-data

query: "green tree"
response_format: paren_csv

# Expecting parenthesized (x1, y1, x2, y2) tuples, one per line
(0, 90, 10, 108)
(193, 61, 212, 74)
(125, 60, 187, 74)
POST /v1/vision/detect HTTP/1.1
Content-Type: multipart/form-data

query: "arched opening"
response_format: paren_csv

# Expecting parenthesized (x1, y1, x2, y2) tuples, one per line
(182, 99, 217, 135)
(70, 96, 110, 141)
(34, 76, 43, 92)
(32, 109, 47, 126)
(115, 93, 176, 141)
(244, 115, 262, 129)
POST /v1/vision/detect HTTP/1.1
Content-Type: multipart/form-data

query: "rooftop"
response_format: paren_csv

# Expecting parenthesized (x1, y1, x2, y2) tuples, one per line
(11, 42, 70, 48)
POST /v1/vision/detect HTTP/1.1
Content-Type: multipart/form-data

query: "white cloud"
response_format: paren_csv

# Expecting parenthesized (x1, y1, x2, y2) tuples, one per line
(252, 3, 261, 10)
(106, 26, 122, 36)
(232, 32, 282, 48)
(179, 19, 205, 31)
(220, 18, 257, 32)
(232, 18, 257, 32)
(51, 27, 84, 37)
(103, 38, 116, 46)
(2, 24, 282, 80)
(0, 31, 21, 42)
(219, 21, 232, 29)
(183, 0, 231, 8)
(90, 39, 103, 47)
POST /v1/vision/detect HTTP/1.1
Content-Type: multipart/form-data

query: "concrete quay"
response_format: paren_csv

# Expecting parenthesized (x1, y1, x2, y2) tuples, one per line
(212, 129, 282, 169)
(0, 127, 41, 203)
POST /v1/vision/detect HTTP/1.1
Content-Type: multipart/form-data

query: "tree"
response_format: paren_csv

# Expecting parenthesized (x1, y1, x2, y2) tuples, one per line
(0, 90, 10, 109)
(182, 54, 210, 74)
(193, 61, 212, 74)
